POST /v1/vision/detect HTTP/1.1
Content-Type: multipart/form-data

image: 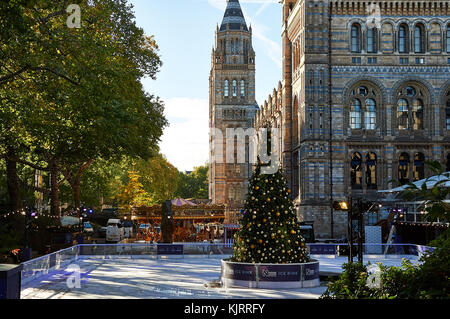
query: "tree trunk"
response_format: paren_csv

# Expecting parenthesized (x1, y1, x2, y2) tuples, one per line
(50, 158, 60, 216)
(5, 147, 22, 211)
(73, 177, 81, 213)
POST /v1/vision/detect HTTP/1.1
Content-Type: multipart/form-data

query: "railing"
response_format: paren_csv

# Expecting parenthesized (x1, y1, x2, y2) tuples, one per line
(20, 243, 434, 286)
(307, 243, 435, 258)
(21, 245, 79, 285)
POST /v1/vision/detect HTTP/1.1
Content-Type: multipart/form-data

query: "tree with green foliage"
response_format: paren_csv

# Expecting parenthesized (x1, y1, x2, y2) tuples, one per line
(176, 163, 209, 199)
(230, 161, 309, 264)
(0, 0, 167, 215)
(134, 154, 179, 204)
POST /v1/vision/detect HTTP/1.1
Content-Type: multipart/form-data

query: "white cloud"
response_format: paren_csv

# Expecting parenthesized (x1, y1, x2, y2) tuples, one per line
(159, 98, 209, 172)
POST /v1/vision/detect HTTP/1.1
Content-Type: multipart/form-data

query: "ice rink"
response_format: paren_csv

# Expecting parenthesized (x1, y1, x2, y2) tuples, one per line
(21, 255, 419, 299)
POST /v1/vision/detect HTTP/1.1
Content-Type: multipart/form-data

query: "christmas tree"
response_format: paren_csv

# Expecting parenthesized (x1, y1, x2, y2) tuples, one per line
(230, 161, 310, 264)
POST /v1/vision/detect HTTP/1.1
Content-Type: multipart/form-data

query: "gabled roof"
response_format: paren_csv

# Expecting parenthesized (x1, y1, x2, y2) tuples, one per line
(219, 0, 248, 32)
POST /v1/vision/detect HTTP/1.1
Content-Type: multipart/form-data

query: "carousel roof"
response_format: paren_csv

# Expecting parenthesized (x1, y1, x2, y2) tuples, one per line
(171, 198, 196, 206)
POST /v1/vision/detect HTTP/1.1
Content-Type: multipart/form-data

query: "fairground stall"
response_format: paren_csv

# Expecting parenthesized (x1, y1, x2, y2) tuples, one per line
(131, 198, 226, 242)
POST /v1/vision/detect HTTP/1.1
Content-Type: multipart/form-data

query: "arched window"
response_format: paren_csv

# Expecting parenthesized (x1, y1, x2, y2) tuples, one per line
(367, 28, 377, 53)
(366, 152, 377, 189)
(397, 85, 426, 131)
(365, 98, 376, 130)
(398, 24, 409, 53)
(351, 23, 361, 53)
(224, 80, 229, 97)
(351, 152, 363, 189)
(231, 39, 235, 54)
(446, 90, 450, 130)
(398, 152, 410, 185)
(446, 153, 450, 172)
(447, 24, 450, 53)
(349, 85, 379, 131)
(397, 99, 409, 130)
(414, 24, 425, 53)
(240, 80, 245, 97)
(412, 99, 424, 130)
(232, 80, 237, 97)
(350, 99, 362, 129)
(292, 96, 299, 146)
(413, 153, 425, 181)
(235, 39, 239, 54)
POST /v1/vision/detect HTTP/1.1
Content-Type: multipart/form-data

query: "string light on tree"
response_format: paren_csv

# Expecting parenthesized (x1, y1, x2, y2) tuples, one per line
(231, 159, 310, 264)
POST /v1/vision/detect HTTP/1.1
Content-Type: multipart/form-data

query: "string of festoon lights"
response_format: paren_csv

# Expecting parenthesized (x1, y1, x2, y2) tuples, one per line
(0, 208, 60, 220)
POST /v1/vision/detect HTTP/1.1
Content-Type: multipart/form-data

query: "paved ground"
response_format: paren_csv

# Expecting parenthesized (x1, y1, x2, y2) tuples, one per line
(21, 256, 418, 299)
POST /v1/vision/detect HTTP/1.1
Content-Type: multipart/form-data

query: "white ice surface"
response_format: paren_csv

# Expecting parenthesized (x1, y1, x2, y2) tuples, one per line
(21, 255, 419, 299)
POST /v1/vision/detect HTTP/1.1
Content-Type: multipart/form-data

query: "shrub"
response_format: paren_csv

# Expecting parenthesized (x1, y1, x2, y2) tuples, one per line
(320, 262, 379, 299)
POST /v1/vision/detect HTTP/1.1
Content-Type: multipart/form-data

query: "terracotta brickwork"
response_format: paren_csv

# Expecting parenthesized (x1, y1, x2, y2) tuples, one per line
(255, 0, 450, 239)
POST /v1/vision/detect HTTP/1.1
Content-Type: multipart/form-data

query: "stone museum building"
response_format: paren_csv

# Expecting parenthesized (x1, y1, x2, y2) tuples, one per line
(254, 0, 450, 239)
(209, 0, 450, 239)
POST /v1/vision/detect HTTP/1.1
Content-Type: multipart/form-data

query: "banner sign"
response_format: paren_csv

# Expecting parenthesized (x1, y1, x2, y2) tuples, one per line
(156, 244, 184, 255)
(222, 263, 257, 281)
(303, 262, 320, 281)
(258, 264, 301, 282)
(308, 244, 336, 255)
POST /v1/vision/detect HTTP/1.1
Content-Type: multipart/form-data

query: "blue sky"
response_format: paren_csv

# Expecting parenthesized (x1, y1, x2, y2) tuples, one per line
(129, 0, 281, 171)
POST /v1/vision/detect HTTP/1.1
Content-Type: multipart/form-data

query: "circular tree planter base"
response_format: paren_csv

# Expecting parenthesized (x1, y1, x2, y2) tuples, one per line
(221, 259, 320, 289)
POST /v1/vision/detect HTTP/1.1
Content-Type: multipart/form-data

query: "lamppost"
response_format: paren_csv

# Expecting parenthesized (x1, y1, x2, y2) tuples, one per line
(333, 199, 353, 264)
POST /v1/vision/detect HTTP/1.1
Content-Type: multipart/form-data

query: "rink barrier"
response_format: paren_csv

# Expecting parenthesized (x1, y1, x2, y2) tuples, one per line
(221, 259, 320, 289)
(20, 243, 434, 286)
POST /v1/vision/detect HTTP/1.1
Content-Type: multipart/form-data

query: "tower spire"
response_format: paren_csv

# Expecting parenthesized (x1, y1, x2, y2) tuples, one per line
(220, 0, 248, 32)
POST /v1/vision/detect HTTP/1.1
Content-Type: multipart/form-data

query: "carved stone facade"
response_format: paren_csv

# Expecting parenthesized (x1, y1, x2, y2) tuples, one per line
(209, 0, 259, 212)
(255, 0, 450, 239)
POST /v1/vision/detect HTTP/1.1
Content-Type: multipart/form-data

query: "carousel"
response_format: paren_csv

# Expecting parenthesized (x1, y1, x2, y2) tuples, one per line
(131, 198, 226, 242)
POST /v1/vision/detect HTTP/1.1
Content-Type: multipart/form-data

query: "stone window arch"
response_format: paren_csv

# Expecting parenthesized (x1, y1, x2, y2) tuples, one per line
(398, 24, 409, 53)
(398, 152, 410, 185)
(348, 83, 381, 131)
(445, 89, 450, 130)
(413, 152, 425, 181)
(447, 24, 450, 53)
(414, 23, 425, 53)
(240, 79, 245, 97)
(232, 80, 237, 97)
(351, 152, 363, 189)
(395, 83, 428, 131)
(351, 23, 362, 53)
(292, 96, 299, 146)
(366, 152, 377, 189)
(224, 80, 229, 97)
(446, 153, 450, 172)
(350, 98, 362, 129)
(367, 27, 377, 53)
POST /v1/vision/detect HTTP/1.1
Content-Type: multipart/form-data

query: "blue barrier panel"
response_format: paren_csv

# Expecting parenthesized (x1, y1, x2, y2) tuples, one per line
(222, 262, 257, 281)
(258, 264, 301, 282)
(157, 244, 183, 255)
(308, 244, 337, 255)
(49, 253, 56, 269)
(0, 264, 23, 299)
(303, 262, 320, 281)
